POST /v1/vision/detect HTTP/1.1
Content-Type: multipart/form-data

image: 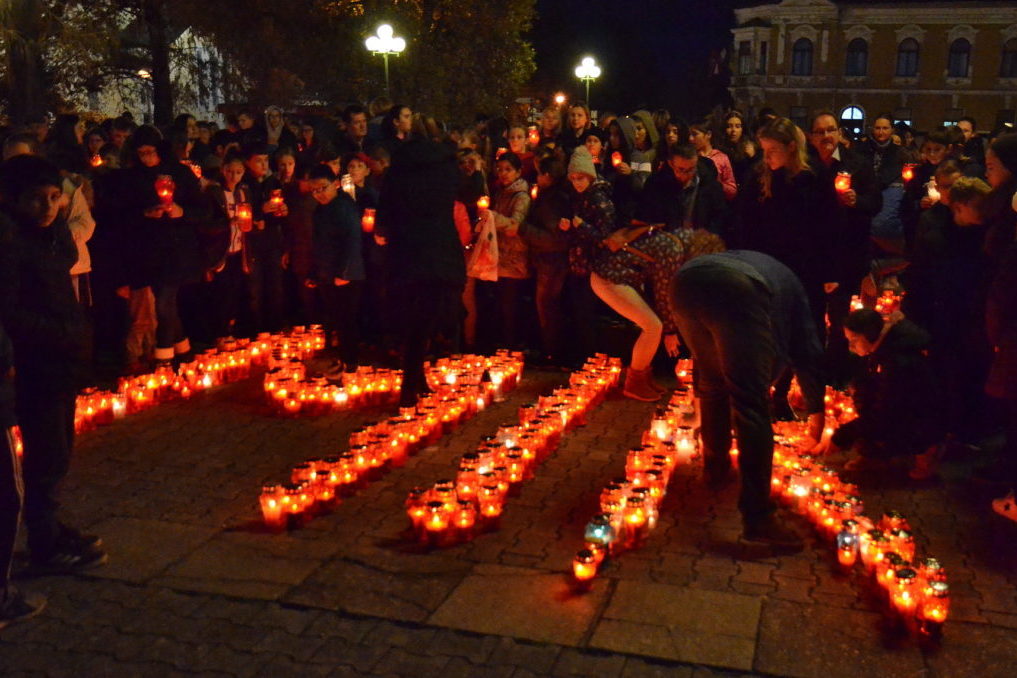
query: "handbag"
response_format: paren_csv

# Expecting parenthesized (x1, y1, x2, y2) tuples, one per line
(467, 211, 499, 281)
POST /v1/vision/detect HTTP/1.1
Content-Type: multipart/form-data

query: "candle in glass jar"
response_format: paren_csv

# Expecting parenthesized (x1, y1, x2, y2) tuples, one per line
(834, 171, 852, 192)
(361, 208, 376, 233)
(573, 548, 598, 585)
(477, 195, 490, 210)
(611, 151, 622, 167)
(154, 175, 176, 204)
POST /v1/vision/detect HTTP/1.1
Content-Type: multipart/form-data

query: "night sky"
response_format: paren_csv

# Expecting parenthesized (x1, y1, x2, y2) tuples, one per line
(529, 0, 737, 119)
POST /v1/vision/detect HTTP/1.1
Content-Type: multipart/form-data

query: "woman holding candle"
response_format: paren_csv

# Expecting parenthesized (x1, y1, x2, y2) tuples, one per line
(121, 125, 203, 368)
(719, 110, 758, 187)
(476, 152, 531, 351)
(200, 152, 255, 339)
(689, 118, 737, 201)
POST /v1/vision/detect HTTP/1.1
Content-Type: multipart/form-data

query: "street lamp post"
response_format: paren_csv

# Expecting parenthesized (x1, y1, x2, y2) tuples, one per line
(574, 56, 601, 108)
(365, 24, 406, 95)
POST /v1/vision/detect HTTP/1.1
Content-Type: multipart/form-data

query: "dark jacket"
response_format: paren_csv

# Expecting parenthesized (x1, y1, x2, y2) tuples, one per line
(120, 161, 204, 287)
(903, 204, 989, 357)
(735, 167, 826, 289)
(986, 226, 1017, 400)
(0, 211, 88, 390)
(519, 182, 571, 255)
(0, 318, 14, 428)
(312, 193, 364, 283)
(200, 181, 255, 274)
(282, 180, 317, 279)
(808, 145, 882, 285)
(638, 159, 730, 240)
(677, 250, 826, 413)
(857, 138, 905, 191)
(833, 319, 945, 454)
(375, 139, 464, 284)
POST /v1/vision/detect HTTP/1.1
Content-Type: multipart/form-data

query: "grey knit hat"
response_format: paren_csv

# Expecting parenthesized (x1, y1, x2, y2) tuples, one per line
(567, 146, 597, 179)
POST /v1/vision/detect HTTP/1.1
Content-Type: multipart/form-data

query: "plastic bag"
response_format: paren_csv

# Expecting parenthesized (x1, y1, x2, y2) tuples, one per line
(467, 211, 499, 281)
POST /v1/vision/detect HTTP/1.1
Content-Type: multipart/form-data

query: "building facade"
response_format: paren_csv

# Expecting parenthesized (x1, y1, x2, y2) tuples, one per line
(729, 0, 1017, 134)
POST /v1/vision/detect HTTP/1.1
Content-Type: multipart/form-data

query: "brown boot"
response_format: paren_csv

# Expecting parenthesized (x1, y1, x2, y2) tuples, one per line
(623, 367, 661, 402)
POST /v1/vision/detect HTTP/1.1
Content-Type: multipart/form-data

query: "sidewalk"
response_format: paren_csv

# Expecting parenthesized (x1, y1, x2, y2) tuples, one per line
(2, 369, 1015, 677)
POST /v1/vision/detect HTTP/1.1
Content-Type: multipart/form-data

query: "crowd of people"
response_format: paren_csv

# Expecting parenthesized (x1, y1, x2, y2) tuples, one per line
(1, 97, 1015, 626)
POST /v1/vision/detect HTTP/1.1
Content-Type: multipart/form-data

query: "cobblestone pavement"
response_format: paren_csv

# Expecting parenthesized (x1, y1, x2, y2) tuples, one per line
(2, 366, 1016, 677)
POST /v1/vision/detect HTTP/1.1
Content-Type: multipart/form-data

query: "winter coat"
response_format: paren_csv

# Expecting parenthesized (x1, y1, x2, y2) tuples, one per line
(491, 177, 531, 279)
(735, 166, 826, 289)
(120, 161, 204, 288)
(0, 210, 88, 390)
(986, 237, 1017, 400)
(519, 182, 571, 255)
(375, 138, 464, 284)
(833, 318, 945, 455)
(808, 145, 882, 286)
(638, 160, 730, 240)
(312, 193, 365, 283)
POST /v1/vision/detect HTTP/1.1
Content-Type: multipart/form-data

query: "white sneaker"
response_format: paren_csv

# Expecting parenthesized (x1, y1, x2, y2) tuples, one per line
(992, 490, 1017, 523)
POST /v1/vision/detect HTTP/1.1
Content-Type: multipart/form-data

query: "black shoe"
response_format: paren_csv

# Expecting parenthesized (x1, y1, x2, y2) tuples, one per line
(58, 523, 103, 550)
(0, 586, 47, 629)
(742, 514, 804, 552)
(30, 542, 108, 575)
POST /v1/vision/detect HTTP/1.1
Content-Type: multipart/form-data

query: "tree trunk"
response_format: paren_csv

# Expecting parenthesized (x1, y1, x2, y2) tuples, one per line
(4, 0, 49, 125)
(143, 0, 173, 126)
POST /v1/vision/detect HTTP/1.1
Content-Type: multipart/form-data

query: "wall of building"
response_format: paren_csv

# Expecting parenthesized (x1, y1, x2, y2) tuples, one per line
(730, 0, 1017, 133)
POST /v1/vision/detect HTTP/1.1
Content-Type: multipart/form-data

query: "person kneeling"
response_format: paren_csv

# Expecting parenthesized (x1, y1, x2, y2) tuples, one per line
(827, 309, 946, 480)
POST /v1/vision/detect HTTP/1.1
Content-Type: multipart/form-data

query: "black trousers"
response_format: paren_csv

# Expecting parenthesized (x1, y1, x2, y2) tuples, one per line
(248, 250, 285, 333)
(14, 377, 76, 558)
(321, 281, 364, 369)
(1, 428, 22, 591)
(396, 279, 465, 402)
(672, 264, 777, 526)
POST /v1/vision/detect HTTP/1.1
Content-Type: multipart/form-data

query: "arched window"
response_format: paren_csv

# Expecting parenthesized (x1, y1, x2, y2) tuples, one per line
(896, 38, 920, 77)
(792, 38, 813, 76)
(1001, 38, 1017, 77)
(845, 38, 868, 76)
(948, 38, 971, 78)
(840, 105, 865, 136)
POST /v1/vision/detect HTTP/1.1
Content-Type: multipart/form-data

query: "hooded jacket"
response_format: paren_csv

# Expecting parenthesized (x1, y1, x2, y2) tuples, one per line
(490, 176, 531, 279)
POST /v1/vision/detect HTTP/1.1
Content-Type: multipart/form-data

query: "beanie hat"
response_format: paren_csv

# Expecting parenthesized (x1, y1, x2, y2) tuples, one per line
(567, 146, 597, 178)
(990, 133, 1017, 177)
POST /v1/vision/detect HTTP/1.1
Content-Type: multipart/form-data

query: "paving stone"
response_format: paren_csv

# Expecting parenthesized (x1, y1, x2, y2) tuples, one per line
(754, 598, 925, 678)
(621, 656, 695, 678)
(551, 647, 628, 677)
(442, 656, 516, 678)
(425, 628, 500, 664)
(374, 647, 449, 678)
(924, 620, 1017, 678)
(590, 581, 760, 670)
(283, 558, 467, 622)
(486, 636, 563, 673)
(429, 571, 609, 646)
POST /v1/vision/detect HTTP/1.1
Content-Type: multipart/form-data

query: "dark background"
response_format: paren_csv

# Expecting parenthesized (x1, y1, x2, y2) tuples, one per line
(529, 0, 738, 118)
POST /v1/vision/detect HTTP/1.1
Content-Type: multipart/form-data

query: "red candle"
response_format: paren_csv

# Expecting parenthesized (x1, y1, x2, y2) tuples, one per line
(611, 152, 622, 167)
(90, 154, 104, 168)
(477, 196, 490, 210)
(361, 208, 376, 233)
(528, 128, 540, 146)
(902, 163, 917, 183)
(834, 171, 852, 192)
(236, 202, 253, 224)
(270, 188, 284, 206)
(154, 175, 176, 204)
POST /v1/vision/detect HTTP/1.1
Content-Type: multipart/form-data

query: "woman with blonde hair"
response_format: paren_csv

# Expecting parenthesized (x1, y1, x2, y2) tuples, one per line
(735, 117, 826, 417)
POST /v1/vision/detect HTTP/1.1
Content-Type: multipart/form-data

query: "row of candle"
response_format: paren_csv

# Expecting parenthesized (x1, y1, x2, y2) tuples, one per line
(835, 163, 922, 194)
(263, 364, 403, 416)
(258, 352, 526, 530)
(71, 328, 326, 434)
(772, 388, 949, 638)
(406, 355, 623, 548)
(849, 289, 905, 318)
(572, 387, 701, 586)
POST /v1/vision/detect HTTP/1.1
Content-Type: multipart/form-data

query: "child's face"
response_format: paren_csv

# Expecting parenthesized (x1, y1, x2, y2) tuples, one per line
(309, 177, 338, 205)
(17, 184, 63, 228)
(922, 142, 947, 165)
(245, 154, 270, 179)
(950, 200, 982, 226)
(222, 161, 245, 187)
(347, 159, 368, 184)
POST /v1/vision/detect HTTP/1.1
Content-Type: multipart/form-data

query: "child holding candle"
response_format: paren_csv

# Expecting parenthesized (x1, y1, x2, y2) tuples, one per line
(307, 164, 365, 374)
(822, 309, 945, 480)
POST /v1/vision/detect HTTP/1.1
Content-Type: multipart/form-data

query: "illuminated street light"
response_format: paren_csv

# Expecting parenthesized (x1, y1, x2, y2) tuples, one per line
(554, 92, 567, 106)
(574, 56, 601, 108)
(365, 24, 406, 94)
(137, 69, 152, 79)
